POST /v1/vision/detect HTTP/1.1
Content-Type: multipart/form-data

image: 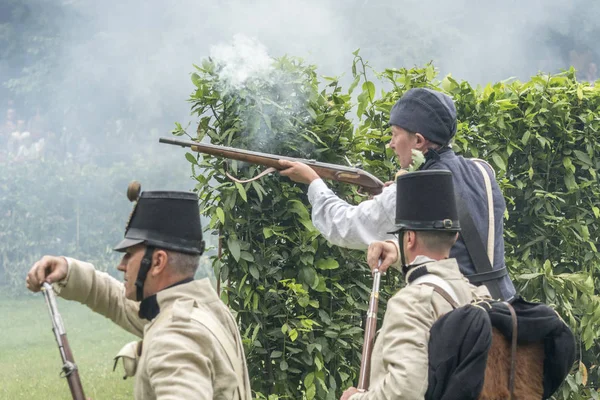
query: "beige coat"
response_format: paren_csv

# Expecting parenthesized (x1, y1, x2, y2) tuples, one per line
(54, 258, 251, 400)
(350, 258, 490, 400)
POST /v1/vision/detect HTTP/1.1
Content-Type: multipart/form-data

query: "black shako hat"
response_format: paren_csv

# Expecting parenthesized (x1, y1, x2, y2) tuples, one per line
(389, 88, 457, 145)
(114, 188, 205, 255)
(392, 170, 460, 232)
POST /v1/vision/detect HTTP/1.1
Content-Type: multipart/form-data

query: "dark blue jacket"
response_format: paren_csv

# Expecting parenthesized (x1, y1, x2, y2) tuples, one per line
(423, 149, 516, 299)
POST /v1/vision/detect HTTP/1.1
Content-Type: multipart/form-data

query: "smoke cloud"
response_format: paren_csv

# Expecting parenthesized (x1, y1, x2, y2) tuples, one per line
(2, 0, 600, 285)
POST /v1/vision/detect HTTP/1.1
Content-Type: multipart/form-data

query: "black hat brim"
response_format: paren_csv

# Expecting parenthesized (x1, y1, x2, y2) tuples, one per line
(113, 238, 145, 252)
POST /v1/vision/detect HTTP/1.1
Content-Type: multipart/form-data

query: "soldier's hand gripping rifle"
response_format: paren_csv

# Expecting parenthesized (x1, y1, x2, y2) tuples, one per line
(41, 282, 86, 400)
(357, 268, 382, 391)
(159, 137, 385, 195)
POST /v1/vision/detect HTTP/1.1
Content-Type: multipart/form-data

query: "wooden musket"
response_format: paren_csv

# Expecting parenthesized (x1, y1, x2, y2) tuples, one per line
(357, 269, 382, 390)
(42, 282, 86, 400)
(159, 137, 384, 195)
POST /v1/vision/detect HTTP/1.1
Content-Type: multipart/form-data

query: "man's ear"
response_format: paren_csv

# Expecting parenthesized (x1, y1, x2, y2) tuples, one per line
(414, 133, 428, 150)
(405, 230, 417, 250)
(151, 250, 169, 276)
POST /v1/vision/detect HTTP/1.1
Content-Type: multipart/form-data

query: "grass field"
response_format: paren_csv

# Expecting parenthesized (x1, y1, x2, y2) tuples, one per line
(0, 293, 137, 399)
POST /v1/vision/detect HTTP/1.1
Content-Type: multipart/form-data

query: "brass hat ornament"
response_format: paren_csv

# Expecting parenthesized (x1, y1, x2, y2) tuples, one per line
(127, 180, 142, 202)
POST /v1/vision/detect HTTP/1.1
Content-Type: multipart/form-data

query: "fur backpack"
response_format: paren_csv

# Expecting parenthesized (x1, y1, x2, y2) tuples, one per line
(424, 287, 576, 400)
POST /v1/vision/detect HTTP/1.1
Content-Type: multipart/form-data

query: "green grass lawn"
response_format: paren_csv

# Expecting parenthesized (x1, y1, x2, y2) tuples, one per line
(0, 294, 137, 399)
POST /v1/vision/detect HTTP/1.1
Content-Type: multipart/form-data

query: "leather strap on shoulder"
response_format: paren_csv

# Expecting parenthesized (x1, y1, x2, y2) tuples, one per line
(420, 282, 460, 309)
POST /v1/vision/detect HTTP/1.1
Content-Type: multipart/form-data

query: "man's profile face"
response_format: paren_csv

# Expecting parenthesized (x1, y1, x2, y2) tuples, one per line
(117, 244, 145, 300)
(389, 125, 418, 168)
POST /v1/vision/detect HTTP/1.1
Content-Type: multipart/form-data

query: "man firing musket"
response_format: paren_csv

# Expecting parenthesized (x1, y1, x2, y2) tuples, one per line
(278, 88, 516, 301)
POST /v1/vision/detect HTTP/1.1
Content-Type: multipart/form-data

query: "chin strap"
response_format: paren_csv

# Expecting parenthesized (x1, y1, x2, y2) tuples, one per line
(135, 246, 155, 302)
(398, 231, 410, 275)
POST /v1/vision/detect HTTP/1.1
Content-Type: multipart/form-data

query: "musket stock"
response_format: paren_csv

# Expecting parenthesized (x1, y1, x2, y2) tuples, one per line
(357, 269, 382, 390)
(42, 282, 86, 400)
(159, 137, 384, 195)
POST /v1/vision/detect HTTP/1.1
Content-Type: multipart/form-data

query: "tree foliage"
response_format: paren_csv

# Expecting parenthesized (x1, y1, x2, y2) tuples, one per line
(0, 154, 216, 296)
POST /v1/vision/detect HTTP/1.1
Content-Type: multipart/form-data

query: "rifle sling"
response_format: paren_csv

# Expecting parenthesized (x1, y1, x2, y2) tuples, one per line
(225, 167, 277, 184)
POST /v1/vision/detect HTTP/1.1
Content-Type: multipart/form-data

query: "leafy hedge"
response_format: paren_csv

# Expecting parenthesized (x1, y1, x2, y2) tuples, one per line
(180, 57, 600, 399)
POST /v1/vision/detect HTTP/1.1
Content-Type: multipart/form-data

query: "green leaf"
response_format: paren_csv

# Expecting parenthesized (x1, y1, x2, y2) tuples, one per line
(425, 64, 435, 81)
(299, 266, 318, 288)
(185, 152, 198, 165)
(289, 329, 298, 342)
(306, 384, 316, 400)
(573, 150, 592, 166)
(249, 264, 260, 279)
(441, 75, 458, 92)
(564, 173, 577, 191)
(235, 182, 247, 202)
(241, 251, 254, 262)
(216, 207, 225, 224)
(227, 238, 241, 262)
(315, 258, 339, 270)
(362, 81, 375, 100)
(191, 72, 202, 87)
(280, 360, 289, 371)
(521, 130, 531, 145)
(357, 91, 369, 117)
(288, 200, 310, 220)
(271, 350, 283, 359)
(348, 75, 360, 95)
(491, 153, 506, 171)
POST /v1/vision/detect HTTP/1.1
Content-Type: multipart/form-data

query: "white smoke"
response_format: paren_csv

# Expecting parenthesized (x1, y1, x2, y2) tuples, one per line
(210, 34, 274, 89)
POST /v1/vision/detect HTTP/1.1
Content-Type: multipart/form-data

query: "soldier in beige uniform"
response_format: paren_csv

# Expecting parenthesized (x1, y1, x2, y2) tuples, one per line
(26, 185, 251, 400)
(341, 170, 490, 400)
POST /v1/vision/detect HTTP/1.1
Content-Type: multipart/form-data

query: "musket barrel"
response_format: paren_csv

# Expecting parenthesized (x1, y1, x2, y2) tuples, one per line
(357, 269, 382, 390)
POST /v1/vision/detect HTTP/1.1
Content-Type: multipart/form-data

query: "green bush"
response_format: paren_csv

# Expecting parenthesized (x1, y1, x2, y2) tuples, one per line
(181, 53, 600, 399)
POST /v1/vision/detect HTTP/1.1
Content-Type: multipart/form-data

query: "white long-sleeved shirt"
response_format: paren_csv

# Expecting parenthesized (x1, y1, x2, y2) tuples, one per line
(307, 178, 397, 249)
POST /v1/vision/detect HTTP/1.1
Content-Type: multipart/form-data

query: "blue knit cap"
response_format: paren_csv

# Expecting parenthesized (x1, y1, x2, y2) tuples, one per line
(389, 88, 457, 145)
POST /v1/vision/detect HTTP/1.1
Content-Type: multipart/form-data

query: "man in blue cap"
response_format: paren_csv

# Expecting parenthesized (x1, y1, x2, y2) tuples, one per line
(279, 87, 515, 300)
(26, 183, 251, 399)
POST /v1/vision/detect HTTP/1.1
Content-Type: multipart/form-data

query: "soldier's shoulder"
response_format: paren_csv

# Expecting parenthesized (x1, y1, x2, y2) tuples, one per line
(389, 284, 435, 307)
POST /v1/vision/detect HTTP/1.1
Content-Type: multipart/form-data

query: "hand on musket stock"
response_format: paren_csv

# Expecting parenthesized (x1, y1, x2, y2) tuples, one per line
(26, 257, 87, 400)
(367, 241, 399, 274)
